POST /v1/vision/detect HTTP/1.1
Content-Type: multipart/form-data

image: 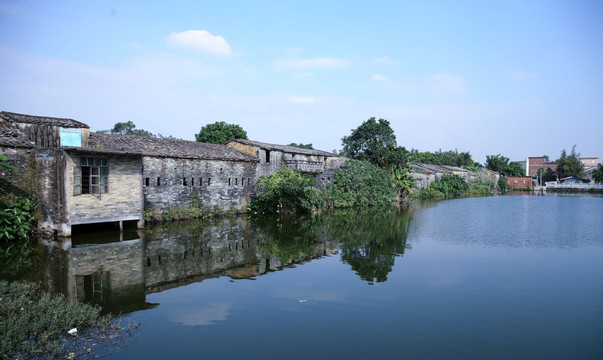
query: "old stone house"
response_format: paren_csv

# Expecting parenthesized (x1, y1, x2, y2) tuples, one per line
(1, 112, 144, 236)
(2, 112, 344, 236)
(88, 133, 258, 212)
(226, 139, 344, 188)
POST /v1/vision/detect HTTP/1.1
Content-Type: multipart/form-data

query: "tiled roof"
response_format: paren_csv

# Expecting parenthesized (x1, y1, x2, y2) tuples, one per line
(411, 163, 469, 174)
(227, 139, 336, 157)
(0, 111, 89, 128)
(89, 133, 257, 161)
(0, 120, 34, 148)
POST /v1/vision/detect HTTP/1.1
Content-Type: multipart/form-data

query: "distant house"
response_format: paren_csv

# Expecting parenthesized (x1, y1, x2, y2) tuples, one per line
(580, 157, 599, 167)
(226, 139, 344, 188)
(526, 156, 557, 176)
(507, 176, 533, 189)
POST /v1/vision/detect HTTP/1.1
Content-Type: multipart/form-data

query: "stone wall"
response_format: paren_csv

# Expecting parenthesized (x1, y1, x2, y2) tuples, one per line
(142, 156, 256, 211)
(411, 164, 499, 190)
(0, 146, 36, 197)
(66, 152, 143, 226)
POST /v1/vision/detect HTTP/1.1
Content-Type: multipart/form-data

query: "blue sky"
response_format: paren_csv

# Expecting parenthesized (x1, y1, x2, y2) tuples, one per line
(1, 0, 601, 163)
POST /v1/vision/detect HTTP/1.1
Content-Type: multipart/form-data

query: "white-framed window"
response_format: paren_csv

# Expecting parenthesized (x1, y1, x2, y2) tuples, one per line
(74, 157, 108, 195)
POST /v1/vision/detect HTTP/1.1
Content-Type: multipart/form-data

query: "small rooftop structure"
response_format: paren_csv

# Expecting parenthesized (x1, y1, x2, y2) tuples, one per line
(227, 139, 336, 157)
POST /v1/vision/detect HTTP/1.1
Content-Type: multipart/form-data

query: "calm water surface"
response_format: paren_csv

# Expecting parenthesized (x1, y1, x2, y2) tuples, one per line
(36, 195, 603, 359)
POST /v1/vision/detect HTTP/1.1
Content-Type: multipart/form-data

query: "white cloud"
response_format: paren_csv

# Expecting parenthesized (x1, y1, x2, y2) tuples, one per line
(169, 303, 232, 326)
(166, 30, 232, 55)
(371, 73, 392, 82)
(271, 57, 349, 71)
(427, 73, 466, 93)
(289, 96, 317, 104)
(373, 56, 396, 65)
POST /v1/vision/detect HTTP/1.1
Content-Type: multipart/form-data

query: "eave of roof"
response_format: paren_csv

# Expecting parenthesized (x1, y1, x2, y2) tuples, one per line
(0, 111, 89, 129)
(88, 133, 257, 162)
(227, 139, 336, 157)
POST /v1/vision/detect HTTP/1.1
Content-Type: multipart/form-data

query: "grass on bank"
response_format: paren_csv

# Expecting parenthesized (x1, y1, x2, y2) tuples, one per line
(0, 280, 137, 359)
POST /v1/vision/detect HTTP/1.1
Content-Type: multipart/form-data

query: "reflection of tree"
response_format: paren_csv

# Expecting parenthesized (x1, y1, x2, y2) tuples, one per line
(330, 208, 413, 284)
(251, 215, 327, 263)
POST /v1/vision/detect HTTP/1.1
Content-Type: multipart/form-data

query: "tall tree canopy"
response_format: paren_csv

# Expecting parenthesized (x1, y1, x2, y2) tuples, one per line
(485, 154, 510, 173)
(410, 149, 475, 168)
(485, 154, 525, 176)
(341, 117, 408, 167)
(556, 145, 584, 179)
(195, 121, 248, 144)
(592, 164, 603, 183)
(288, 143, 314, 149)
(98, 121, 155, 137)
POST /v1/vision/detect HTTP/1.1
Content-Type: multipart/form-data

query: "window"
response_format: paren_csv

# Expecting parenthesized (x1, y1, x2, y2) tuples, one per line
(74, 157, 108, 195)
(157, 177, 161, 186)
(266, 150, 271, 163)
(144, 178, 150, 187)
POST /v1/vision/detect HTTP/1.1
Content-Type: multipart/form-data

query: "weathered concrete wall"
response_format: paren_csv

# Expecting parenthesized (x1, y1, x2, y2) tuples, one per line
(12, 123, 89, 148)
(0, 146, 36, 197)
(67, 153, 143, 225)
(35, 148, 65, 232)
(142, 156, 256, 211)
(411, 165, 499, 190)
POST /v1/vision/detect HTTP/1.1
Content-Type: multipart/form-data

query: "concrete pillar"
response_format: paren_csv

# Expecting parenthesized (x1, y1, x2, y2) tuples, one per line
(60, 223, 72, 237)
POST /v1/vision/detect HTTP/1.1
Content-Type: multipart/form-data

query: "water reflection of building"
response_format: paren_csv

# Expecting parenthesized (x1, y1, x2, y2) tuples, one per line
(38, 217, 340, 313)
(39, 237, 145, 313)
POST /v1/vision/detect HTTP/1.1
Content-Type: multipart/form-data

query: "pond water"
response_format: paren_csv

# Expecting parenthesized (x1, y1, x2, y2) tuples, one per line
(33, 194, 603, 359)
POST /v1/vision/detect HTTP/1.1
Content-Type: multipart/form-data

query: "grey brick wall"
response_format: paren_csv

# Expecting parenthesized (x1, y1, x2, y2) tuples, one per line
(142, 156, 256, 211)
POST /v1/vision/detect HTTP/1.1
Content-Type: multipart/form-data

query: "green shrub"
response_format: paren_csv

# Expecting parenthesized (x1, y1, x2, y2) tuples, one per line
(429, 174, 469, 197)
(0, 281, 111, 359)
(252, 168, 325, 213)
(418, 187, 446, 198)
(325, 160, 397, 208)
(0, 196, 38, 276)
(498, 176, 509, 193)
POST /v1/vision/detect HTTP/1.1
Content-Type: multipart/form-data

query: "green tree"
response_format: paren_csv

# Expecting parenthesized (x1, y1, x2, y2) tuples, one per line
(537, 167, 557, 184)
(556, 146, 584, 179)
(411, 149, 475, 168)
(341, 117, 408, 166)
(592, 164, 603, 183)
(98, 121, 155, 137)
(288, 143, 314, 149)
(497, 176, 509, 193)
(485, 154, 510, 173)
(251, 168, 324, 214)
(195, 121, 248, 144)
(506, 161, 525, 176)
(428, 174, 469, 197)
(326, 159, 397, 208)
